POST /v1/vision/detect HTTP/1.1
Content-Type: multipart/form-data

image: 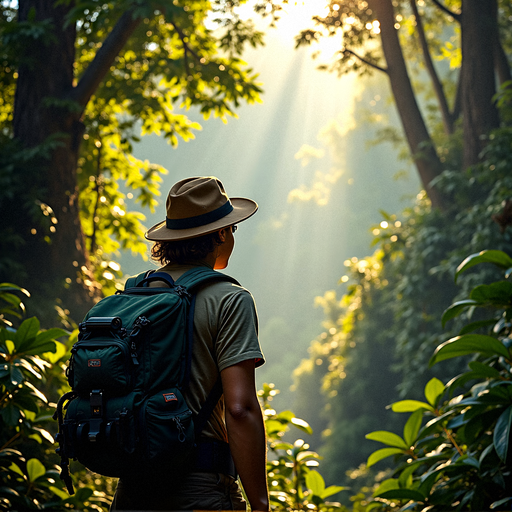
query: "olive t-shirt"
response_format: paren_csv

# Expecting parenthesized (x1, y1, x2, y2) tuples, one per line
(154, 262, 265, 443)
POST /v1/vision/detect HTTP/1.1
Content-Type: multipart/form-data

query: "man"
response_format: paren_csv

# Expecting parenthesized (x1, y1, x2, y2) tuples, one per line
(111, 176, 269, 511)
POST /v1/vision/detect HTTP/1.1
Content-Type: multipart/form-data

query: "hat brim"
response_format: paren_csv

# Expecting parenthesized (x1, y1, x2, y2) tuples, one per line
(145, 197, 258, 241)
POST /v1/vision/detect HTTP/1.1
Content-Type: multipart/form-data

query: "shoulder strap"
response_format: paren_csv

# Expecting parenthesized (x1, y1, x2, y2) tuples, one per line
(175, 266, 240, 290)
(124, 271, 152, 289)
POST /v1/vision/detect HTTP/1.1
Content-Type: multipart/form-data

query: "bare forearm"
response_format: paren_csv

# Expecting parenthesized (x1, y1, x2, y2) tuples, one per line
(226, 404, 269, 511)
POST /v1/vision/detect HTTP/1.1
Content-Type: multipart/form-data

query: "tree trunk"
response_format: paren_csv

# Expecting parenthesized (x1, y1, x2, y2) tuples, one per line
(369, 0, 447, 210)
(11, 0, 95, 322)
(461, 0, 501, 169)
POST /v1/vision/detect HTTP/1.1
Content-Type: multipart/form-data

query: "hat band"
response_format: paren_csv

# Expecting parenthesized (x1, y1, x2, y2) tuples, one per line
(165, 200, 234, 230)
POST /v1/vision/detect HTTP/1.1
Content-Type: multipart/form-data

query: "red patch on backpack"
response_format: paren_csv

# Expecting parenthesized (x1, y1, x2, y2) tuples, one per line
(88, 359, 101, 368)
(163, 393, 177, 402)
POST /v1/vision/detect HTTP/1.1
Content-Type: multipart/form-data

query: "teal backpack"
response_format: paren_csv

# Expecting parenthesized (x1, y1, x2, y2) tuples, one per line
(54, 267, 239, 494)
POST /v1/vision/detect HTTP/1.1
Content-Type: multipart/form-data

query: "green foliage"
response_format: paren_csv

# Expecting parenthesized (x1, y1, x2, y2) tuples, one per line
(0, 283, 117, 510)
(0, 0, 266, 293)
(259, 383, 349, 511)
(363, 251, 512, 511)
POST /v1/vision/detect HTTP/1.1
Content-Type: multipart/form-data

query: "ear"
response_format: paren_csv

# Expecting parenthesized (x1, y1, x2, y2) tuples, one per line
(218, 227, 228, 243)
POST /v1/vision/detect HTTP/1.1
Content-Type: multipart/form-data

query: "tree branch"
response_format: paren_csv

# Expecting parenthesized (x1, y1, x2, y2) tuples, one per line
(343, 48, 387, 74)
(67, 10, 142, 109)
(430, 0, 461, 22)
(410, 0, 453, 134)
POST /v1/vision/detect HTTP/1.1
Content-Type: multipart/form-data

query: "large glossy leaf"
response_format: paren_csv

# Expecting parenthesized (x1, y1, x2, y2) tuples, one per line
(441, 300, 479, 327)
(470, 281, 512, 306)
(494, 405, 512, 463)
(366, 448, 403, 467)
(366, 431, 408, 449)
(455, 250, 512, 282)
(13, 317, 39, 351)
(430, 334, 509, 367)
(391, 400, 433, 412)
(425, 377, 445, 407)
(459, 318, 498, 335)
(468, 361, 503, 379)
(376, 489, 426, 501)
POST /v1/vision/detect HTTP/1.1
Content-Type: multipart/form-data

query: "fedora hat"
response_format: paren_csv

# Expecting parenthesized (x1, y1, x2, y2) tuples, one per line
(145, 176, 258, 241)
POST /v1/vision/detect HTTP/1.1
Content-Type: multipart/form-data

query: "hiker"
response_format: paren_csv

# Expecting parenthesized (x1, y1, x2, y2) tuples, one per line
(110, 176, 269, 511)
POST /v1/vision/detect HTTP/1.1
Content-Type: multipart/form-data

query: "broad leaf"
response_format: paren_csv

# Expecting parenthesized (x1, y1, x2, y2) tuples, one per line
(305, 470, 325, 496)
(494, 405, 512, 463)
(366, 448, 403, 467)
(26, 458, 45, 482)
(459, 318, 498, 335)
(13, 317, 39, 351)
(468, 361, 502, 380)
(321, 485, 346, 498)
(455, 250, 512, 282)
(424, 377, 445, 407)
(441, 300, 479, 327)
(430, 335, 509, 367)
(391, 400, 433, 413)
(366, 431, 408, 449)
(403, 409, 423, 447)
(376, 489, 426, 501)
(373, 478, 399, 496)
(470, 281, 512, 306)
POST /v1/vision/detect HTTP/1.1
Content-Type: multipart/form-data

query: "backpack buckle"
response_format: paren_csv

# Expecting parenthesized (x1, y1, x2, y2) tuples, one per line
(89, 390, 103, 442)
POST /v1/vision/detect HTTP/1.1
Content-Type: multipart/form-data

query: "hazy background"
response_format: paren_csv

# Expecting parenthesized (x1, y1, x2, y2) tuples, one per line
(121, 8, 421, 408)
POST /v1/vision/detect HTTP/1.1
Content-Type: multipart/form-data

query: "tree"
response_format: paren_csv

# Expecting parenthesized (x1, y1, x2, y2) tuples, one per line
(292, 0, 511, 209)
(1, 0, 264, 320)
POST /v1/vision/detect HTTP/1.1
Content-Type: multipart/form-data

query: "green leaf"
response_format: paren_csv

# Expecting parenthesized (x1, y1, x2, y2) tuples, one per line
(491, 497, 512, 509)
(8, 462, 26, 479)
(373, 478, 399, 496)
(26, 458, 45, 482)
(290, 417, 313, 434)
(459, 319, 498, 335)
(468, 361, 502, 379)
(366, 448, 403, 467)
(403, 409, 423, 447)
(391, 400, 433, 413)
(321, 485, 346, 498)
(494, 405, 512, 463)
(50, 485, 69, 500)
(470, 281, 512, 306)
(455, 250, 512, 282)
(441, 300, 479, 327)
(366, 431, 408, 449)
(376, 489, 426, 501)
(424, 377, 445, 407)
(13, 317, 40, 351)
(430, 334, 510, 367)
(305, 470, 325, 496)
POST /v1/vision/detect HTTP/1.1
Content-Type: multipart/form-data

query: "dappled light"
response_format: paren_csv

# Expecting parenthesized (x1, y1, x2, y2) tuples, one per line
(1, 0, 512, 510)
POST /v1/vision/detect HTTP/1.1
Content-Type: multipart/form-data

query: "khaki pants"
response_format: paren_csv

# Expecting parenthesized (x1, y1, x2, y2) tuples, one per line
(110, 471, 246, 511)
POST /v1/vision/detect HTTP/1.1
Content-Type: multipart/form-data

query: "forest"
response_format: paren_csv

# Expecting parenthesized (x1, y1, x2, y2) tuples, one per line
(1, 0, 512, 510)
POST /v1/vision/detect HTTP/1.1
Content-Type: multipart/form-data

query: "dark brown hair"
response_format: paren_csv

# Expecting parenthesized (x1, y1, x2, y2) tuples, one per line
(150, 231, 223, 265)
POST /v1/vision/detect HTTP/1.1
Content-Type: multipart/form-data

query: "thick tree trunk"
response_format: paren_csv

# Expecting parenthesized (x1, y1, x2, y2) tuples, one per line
(461, 0, 500, 169)
(369, 0, 447, 210)
(11, 0, 95, 322)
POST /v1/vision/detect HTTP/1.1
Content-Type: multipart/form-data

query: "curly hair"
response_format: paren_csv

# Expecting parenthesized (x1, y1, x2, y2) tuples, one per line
(150, 231, 223, 265)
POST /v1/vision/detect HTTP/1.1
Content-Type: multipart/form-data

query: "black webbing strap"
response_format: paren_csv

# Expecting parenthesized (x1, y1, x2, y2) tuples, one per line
(193, 438, 237, 479)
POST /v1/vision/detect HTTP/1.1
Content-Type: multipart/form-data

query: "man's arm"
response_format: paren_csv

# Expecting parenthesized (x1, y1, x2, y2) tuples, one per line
(221, 359, 270, 512)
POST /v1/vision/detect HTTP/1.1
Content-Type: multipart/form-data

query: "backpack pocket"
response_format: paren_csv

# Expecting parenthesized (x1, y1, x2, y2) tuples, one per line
(63, 393, 138, 477)
(140, 388, 195, 468)
(70, 338, 133, 396)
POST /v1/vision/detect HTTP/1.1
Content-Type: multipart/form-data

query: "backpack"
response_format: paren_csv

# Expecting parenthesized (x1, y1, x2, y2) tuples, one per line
(53, 267, 239, 494)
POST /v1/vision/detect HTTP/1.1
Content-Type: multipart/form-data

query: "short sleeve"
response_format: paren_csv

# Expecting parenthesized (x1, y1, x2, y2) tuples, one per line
(215, 288, 265, 372)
